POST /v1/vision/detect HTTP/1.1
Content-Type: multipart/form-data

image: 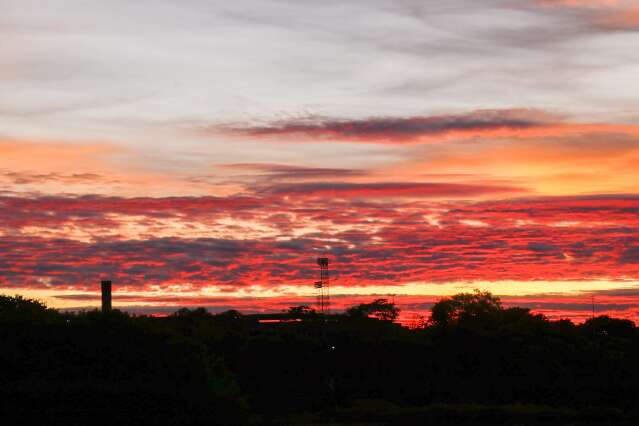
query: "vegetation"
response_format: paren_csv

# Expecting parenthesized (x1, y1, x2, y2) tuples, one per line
(345, 298, 400, 321)
(2, 292, 639, 425)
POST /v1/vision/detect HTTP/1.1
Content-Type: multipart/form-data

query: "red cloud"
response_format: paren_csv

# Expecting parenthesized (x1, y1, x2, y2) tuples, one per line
(4, 193, 639, 325)
(2, 194, 639, 293)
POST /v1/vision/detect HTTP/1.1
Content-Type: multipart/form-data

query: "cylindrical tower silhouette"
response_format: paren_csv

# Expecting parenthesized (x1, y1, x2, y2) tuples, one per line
(101, 280, 112, 312)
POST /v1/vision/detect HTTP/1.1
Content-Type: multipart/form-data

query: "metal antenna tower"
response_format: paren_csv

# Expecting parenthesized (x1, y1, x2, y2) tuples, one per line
(315, 257, 330, 314)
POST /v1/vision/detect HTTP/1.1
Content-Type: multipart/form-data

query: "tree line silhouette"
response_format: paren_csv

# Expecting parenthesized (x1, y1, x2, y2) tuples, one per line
(2, 291, 638, 425)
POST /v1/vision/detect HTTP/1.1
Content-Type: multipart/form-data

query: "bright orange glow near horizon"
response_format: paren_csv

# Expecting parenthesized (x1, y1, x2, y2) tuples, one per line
(4, 278, 639, 324)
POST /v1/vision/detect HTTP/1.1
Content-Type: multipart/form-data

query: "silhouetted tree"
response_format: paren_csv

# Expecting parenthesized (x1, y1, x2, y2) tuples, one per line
(215, 309, 243, 320)
(1, 298, 251, 425)
(0, 294, 59, 323)
(6, 293, 639, 424)
(346, 298, 400, 321)
(582, 315, 636, 338)
(171, 306, 212, 318)
(430, 290, 501, 327)
(286, 305, 316, 317)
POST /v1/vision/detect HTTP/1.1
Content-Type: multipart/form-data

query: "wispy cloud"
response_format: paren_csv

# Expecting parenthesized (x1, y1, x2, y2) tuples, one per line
(215, 109, 559, 143)
(538, 0, 639, 30)
(217, 163, 368, 180)
(258, 181, 525, 198)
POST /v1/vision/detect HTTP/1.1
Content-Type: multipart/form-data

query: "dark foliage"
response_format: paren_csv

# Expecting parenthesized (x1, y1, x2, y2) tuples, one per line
(3, 293, 639, 425)
(345, 298, 400, 321)
(0, 297, 250, 425)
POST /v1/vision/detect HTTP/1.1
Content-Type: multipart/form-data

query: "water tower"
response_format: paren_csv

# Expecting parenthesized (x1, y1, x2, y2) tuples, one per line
(101, 280, 112, 312)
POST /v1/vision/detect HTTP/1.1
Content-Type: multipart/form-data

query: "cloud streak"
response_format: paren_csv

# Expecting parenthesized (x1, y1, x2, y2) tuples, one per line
(217, 109, 559, 143)
(258, 181, 526, 198)
(538, 0, 639, 30)
(214, 109, 639, 147)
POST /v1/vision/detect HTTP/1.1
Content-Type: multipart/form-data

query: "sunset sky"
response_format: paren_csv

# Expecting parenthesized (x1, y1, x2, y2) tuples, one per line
(3, 0, 639, 322)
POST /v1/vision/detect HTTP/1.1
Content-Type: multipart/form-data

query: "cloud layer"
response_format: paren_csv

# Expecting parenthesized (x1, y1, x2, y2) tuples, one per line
(2, 194, 639, 294)
(3, 1, 639, 322)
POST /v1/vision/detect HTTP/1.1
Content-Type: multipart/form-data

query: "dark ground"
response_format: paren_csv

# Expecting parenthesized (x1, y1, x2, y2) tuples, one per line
(2, 293, 638, 425)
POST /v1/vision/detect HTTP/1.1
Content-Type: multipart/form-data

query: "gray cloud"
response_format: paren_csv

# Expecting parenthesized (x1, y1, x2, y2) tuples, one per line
(217, 163, 368, 180)
(1, 171, 105, 185)
(259, 181, 526, 197)
(218, 109, 557, 142)
(620, 246, 639, 264)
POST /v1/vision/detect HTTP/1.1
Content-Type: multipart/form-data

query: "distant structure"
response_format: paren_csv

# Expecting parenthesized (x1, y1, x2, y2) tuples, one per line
(101, 280, 112, 312)
(314, 257, 330, 314)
